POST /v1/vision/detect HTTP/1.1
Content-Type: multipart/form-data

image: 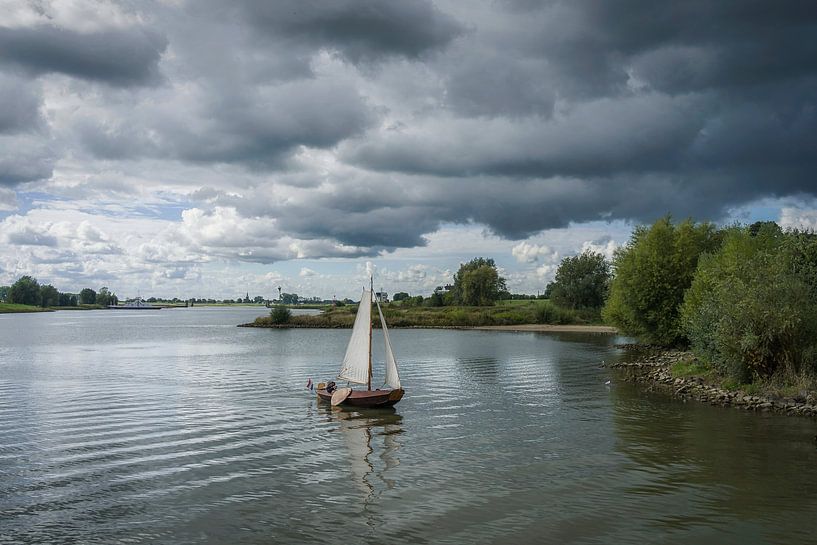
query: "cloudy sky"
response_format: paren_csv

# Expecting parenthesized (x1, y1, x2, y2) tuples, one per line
(1, 0, 816, 299)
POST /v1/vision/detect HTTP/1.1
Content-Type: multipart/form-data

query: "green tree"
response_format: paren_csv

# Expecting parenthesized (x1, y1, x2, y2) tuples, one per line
(8, 276, 41, 306)
(451, 257, 507, 306)
(547, 251, 611, 310)
(79, 288, 97, 305)
(682, 224, 817, 381)
(270, 305, 292, 324)
(281, 292, 299, 305)
(0, 285, 9, 302)
(392, 292, 410, 302)
(58, 292, 77, 306)
(96, 287, 118, 307)
(603, 217, 721, 346)
(39, 284, 59, 308)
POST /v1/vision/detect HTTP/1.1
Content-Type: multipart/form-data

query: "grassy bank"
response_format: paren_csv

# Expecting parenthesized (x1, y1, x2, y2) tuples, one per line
(670, 356, 817, 401)
(0, 303, 114, 313)
(0, 303, 53, 313)
(244, 300, 601, 328)
(50, 304, 107, 310)
(194, 303, 329, 309)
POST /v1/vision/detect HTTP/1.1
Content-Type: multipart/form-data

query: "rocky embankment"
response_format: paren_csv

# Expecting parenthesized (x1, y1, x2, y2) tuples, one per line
(608, 348, 817, 418)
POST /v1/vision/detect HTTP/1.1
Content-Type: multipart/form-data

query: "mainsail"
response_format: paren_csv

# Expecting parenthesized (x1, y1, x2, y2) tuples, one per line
(376, 299, 401, 389)
(338, 288, 372, 385)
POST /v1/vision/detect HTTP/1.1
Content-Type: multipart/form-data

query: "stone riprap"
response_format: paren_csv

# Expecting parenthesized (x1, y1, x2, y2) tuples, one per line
(608, 348, 817, 418)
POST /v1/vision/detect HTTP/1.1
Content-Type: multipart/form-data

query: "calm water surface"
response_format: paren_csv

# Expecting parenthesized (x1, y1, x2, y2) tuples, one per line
(1, 308, 816, 544)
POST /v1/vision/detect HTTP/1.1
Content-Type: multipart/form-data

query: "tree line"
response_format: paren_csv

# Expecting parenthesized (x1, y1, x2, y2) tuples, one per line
(390, 255, 609, 312)
(391, 258, 512, 308)
(603, 217, 817, 385)
(393, 217, 816, 388)
(0, 276, 119, 308)
(0, 281, 339, 308)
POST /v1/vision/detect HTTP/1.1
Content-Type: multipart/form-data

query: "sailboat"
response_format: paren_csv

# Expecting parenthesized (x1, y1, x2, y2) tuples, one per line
(316, 278, 404, 408)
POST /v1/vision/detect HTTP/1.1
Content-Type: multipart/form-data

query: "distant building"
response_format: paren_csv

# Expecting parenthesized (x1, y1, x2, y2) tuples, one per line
(375, 291, 389, 303)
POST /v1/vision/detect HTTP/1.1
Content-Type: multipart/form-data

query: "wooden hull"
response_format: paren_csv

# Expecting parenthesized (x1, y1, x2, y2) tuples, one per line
(316, 387, 404, 408)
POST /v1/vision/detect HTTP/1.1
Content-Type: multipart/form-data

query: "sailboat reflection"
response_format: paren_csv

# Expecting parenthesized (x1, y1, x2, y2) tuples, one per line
(322, 406, 403, 506)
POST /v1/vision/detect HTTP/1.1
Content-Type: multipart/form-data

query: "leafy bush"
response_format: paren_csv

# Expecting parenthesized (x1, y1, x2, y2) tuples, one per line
(534, 302, 578, 325)
(425, 292, 444, 307)
(269, 305, 292, 324)
(682, 225, 817, 381)
(603, 216, 721, 346)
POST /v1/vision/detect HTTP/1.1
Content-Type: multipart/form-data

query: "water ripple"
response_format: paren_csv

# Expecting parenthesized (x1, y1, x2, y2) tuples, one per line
(2, 315, 817, 544)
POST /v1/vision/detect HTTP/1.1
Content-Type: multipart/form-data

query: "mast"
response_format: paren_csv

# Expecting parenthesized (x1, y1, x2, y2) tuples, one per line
(367, 276, 373, 391)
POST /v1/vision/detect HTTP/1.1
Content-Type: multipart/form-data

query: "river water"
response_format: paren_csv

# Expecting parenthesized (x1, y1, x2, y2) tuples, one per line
(1, 307, 816, 544)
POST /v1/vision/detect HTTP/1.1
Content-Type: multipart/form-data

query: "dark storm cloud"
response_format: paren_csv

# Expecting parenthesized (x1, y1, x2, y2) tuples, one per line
(278, 198, 448, 246)
(277, 203, 444, 249)
(172, 82, 373, 166)
(344, 93, 709, 178)
(0, 74, 42, 133)
(0, 74, 53, 186)
(331, 0, 817, 240)
(0, 24, 167, 86)
(73, 78, 373, 166)
(443, 51, 556, 118)
(0, 135, 55, 186)
(239, 0, 464, 62)
(4, 0, 817, 262)
(196, 176, 445, 249)
(496, 1, 817, 98)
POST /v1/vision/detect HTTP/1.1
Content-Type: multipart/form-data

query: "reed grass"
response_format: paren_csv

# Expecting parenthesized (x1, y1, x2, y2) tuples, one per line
(248, 300, 600, 328)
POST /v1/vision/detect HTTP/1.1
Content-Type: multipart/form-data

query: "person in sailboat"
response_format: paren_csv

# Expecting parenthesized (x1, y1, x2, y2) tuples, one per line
(315, 274, 404, 408)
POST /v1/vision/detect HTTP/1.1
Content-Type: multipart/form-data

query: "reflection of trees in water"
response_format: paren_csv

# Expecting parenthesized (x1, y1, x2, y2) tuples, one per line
(611, 384, 817, 526)
(322, 406, 403, 517)
(536, 332, 621, 346)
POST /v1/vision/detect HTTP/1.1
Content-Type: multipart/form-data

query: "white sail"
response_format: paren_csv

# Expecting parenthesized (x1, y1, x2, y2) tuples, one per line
(376, 299, 401, 389)
(338, 288, 371, 385)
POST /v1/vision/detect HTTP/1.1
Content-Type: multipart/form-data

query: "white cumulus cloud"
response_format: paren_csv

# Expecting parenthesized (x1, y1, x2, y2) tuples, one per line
(779, 207, 817, 231)
(580, 238, 620, 260)
(512, 241, 558, 264)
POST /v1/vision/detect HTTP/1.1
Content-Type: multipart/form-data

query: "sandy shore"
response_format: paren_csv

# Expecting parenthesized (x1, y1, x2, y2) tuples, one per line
(471, 324, 618, 333)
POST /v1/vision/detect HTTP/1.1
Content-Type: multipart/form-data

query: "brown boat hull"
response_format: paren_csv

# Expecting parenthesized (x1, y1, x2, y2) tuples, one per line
(316, 387, 404, 408)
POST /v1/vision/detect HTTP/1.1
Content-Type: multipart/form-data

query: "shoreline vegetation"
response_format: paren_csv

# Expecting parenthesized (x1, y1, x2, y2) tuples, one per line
(610, 347, 817, 418)
(0, 303, 108, 313)
(241, 300, 604, 329)
(0, 302, 282, 313)
(601, 217, 817, 419)
(1, 273, 339, 313)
